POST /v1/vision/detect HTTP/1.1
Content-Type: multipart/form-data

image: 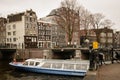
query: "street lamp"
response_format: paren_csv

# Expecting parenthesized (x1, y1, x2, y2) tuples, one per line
(85, 39, 89, 47)
(74, 42, 77, 48)
(68, 42, 70, 45)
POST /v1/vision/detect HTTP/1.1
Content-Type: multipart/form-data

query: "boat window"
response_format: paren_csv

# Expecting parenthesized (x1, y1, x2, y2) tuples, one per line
(29, 61, 34, 66)
(76, 64, 87, 70)
(52, 63, 62, 69)
(76, 64, 81, 70)
(23, 61, 29, 66)
(64, 64, 74, 70)
(81, 64, 87, 70)
(35, 62, 40, 66)
(42, 63, 51, 68)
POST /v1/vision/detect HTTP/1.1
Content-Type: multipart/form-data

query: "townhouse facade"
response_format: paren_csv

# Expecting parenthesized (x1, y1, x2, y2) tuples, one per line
(80, 27, 113, 48)
(0, 8, 115, 50)
(0, 9, 69, 49)
(114, 31, 120, 48)
(99, 27, 113, 48)
(38, 16, 66, 48)
(6, 9, 38, 49)
(37, 20, 52, 48)
(0, 17, 7, 47)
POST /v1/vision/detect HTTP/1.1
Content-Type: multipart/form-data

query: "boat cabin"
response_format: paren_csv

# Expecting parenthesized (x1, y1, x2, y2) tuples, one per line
(22, 59, 89, 71)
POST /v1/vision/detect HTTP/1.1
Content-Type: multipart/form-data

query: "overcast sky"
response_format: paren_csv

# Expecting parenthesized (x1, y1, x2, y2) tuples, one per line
(0, 0, 120, 31)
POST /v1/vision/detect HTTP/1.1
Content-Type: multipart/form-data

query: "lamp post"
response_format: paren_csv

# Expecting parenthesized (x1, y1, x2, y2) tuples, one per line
(68, 42, 70, 45)
(85, 39, 89, 47)
(67, 42, 70, 47)
(74, 42, 77, 48)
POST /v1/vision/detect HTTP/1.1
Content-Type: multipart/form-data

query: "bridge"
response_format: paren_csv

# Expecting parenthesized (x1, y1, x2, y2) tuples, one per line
(0, 48, 16, 59)
(51, 47, 89, 59)
(1, 46, 119, 60)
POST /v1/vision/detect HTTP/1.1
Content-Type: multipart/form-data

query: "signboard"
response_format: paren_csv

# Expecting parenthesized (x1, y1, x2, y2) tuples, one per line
(93, 41, 98, 49)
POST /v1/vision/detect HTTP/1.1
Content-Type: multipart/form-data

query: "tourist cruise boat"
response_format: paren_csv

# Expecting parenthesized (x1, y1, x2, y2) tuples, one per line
(9, 59, 89, 76)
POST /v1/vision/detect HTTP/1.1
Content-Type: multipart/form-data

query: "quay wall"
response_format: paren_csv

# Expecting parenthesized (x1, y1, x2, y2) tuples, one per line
(16, 49, 52, 59)
(0, 48, 89, 60)
(16, 49, 88, 60)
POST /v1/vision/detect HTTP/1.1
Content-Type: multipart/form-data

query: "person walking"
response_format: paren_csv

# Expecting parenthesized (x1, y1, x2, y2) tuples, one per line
(99, 51, 105, 65)
(113, 51, 120, 63)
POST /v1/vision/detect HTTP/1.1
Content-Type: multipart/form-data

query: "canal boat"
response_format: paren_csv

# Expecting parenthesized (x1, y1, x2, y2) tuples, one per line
(9, 59, 89, 76)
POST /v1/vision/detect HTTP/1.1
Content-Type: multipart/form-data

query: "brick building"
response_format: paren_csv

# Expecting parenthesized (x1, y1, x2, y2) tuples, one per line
(114, 31, 120, 48)
(80, 27, 113, 48)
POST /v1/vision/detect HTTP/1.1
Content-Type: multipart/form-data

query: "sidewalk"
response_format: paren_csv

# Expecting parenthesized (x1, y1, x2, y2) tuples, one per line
(84, 61, 120, 80)
(96, 63, 120, 80)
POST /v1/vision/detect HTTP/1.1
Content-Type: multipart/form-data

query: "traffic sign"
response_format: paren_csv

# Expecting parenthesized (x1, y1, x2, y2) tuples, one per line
(93, 41, 98, 49)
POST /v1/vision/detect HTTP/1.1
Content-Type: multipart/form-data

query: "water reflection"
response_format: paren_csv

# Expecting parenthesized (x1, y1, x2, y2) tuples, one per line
(0, 60, 83, 80)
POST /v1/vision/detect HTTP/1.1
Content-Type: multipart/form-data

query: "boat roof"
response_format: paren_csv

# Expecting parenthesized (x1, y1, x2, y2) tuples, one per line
(26, 58, 44, 62)
(25, 58, 89, 64)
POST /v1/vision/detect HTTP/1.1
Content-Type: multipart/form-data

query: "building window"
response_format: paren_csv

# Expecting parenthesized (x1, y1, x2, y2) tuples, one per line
(8, 25, 11, 30)
(32, 37, 36, 42)
(100, 32, 106, 37)
(8, 32, 11, 35)
(7, 38, 9, 42)
(30, 17, 32, 22)
(10, 38, 12, 42)
(13, 38, 16, 42)
(39, 42, 43, 48)
(107, 38, 113, 43)
(34, 38, 36, 42)
(107, 33, 112, 37)
(13, 31, 16, 36)
(100, 38, 106, 43)
(13, 24, 16, 29)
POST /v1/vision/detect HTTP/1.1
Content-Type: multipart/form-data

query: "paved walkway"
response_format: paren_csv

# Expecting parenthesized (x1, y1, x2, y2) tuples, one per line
(83, 61, 120, 80)
(96, 63, 120, 80)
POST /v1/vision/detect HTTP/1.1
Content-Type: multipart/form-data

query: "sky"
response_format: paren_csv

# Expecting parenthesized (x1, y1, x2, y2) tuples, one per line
(0, 0, 120, 31)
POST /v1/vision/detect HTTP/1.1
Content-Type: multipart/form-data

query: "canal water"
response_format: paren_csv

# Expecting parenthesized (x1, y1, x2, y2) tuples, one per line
(0, 59, 84, 80)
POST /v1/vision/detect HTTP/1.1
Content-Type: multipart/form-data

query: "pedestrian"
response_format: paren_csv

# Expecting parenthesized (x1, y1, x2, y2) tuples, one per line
(99, 52, 105, 65)
(114, 51, 120, 63)
(102, 53, 105, 64)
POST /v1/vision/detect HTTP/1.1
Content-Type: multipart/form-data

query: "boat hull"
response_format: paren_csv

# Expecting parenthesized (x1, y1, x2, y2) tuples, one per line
(9, 62, 87, 76)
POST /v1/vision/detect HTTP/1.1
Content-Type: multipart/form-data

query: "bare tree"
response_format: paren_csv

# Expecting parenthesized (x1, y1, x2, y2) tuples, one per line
(53, 0, 80, 45)
(101, 19, 114, 28)
(80, 9, 92, 38)
(90, 13, 114, 43)
(90, 13, 105, 42)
